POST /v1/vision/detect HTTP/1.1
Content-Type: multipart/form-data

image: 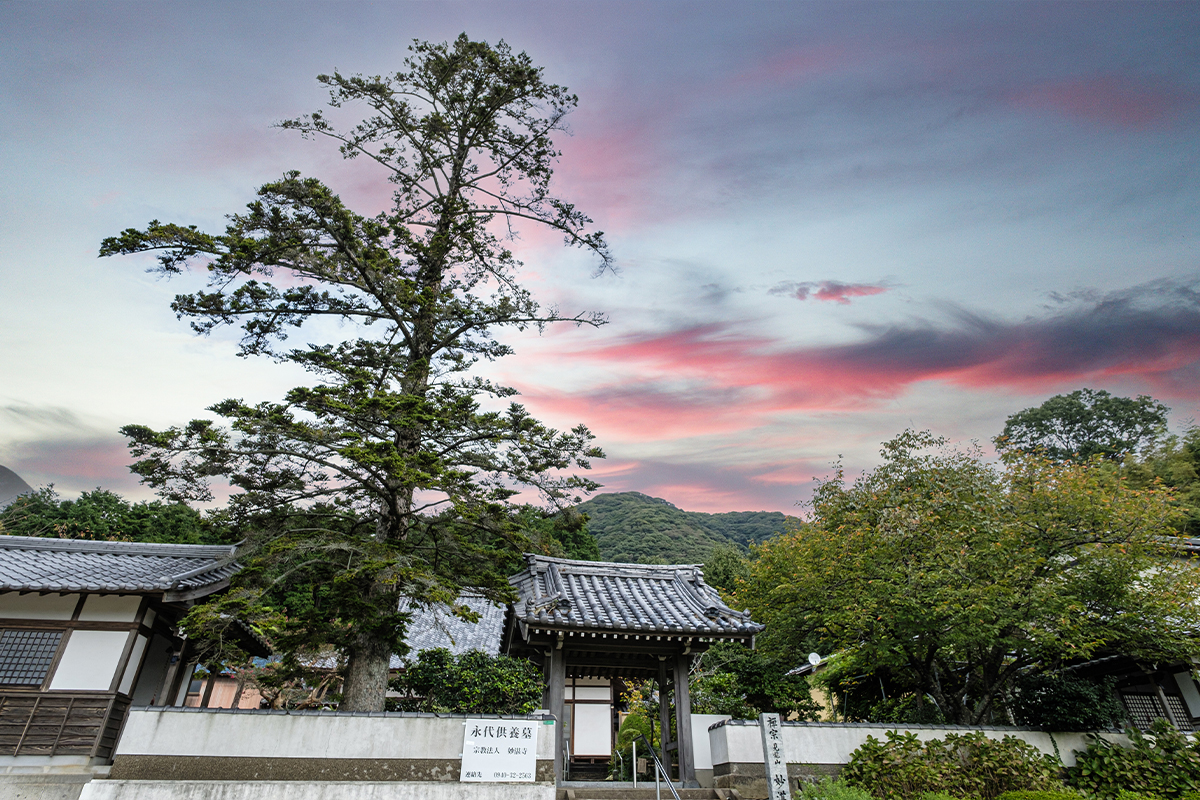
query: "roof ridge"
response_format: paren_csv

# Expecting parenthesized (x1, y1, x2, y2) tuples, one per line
(0, 534, 236, 559)
(529, 554, 704, 573)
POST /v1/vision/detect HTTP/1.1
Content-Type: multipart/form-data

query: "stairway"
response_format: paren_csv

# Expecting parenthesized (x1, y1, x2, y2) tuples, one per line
(556, 784, 743, 799)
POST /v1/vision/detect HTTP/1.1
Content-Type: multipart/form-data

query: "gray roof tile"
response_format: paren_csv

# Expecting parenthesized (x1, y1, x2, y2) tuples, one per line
(389, 595, 507, 667)
(0, 535, 239, 595)
(509, 554, 763, 637)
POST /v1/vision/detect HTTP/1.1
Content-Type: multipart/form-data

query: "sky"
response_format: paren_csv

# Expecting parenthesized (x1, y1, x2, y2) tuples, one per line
(2, 1, 1199, 514)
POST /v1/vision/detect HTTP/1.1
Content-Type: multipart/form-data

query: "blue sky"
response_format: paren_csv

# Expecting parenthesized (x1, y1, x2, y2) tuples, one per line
(2, 1, 1198, 512)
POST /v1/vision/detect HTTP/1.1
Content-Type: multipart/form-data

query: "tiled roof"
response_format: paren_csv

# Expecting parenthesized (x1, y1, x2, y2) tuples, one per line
(389, 595, 507, 667)
(509, 554, 763, 638)
(0, 535, 239, 597)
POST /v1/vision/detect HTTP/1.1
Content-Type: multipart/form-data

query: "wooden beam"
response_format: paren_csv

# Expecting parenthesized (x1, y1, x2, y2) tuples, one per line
(674, 653, 697, 787)
(658, 657, 672, 779)
(549, 644, 567, 783)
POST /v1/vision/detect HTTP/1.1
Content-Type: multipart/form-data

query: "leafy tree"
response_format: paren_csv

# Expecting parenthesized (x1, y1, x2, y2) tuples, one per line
(1125, 424, 1200, 536)
(391, 647, 543, 714)
(515, 504, 599, 561)
(689, 641, 820, 720)
(1009, 673, 1127, 731)
(997, 388, 1168, 462)
(0, 486, 227, 544)
(735, 430, 1200, 725)
(99, 35, 608, 710)
(702, 542, 750, 596)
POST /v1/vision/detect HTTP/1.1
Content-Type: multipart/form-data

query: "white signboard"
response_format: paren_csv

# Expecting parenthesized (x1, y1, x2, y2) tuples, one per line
(460, 719, 538, 782)
(759, 712, 790, 800)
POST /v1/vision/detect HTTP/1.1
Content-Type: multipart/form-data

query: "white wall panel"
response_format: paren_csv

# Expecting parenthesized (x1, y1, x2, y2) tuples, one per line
(0, 592, 77, 619)
(571, 703, 611, 757)
(79, 595, 141, 622)
(50, 630, 129, 690)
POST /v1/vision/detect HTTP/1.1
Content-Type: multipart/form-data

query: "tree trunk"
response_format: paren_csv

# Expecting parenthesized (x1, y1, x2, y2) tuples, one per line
(341, 633, 393, 711)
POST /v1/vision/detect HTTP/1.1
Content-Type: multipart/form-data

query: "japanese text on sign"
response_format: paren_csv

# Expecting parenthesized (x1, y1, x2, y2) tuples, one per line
(759, 712, 790, 800)
(460, 719, 539, 783)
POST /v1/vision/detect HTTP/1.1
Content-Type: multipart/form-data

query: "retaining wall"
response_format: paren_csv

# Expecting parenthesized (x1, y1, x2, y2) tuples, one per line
(709, 719, 1129, 799)
(109, 707, 555, 783)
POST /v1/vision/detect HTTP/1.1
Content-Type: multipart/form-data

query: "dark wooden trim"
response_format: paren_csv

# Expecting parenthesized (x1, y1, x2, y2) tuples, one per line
(109, 629, 142, 694)
(0, 618, 144, 632)
(70, 595, 87, 621)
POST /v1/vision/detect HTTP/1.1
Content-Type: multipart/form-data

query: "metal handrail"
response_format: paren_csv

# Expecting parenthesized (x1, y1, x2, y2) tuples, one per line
(634, 733, 681, 800)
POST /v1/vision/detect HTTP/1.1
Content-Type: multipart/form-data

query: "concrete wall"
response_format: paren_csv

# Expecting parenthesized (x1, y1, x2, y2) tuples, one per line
(80, 780, 555, 800)
(110, 708, 555, 783)
(710, 719, 1130, 799)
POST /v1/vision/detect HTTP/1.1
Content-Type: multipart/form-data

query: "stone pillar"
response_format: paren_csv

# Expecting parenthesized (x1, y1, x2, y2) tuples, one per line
(674, 653, 697, 787)
(549, 645, 567, 782)
(658, 657, 673, 779)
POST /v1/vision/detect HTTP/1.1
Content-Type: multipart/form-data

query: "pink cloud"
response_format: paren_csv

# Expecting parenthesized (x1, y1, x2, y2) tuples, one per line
(1010, 77, 1195, 129)
(770, 280, 891, 304)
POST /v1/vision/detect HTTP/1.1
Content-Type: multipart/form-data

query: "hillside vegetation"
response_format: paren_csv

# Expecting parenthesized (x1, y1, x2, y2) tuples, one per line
(575, 492, 794, 564)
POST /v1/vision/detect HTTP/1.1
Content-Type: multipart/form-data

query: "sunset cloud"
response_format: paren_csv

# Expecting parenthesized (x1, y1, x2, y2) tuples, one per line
(769, 280, 891, 304)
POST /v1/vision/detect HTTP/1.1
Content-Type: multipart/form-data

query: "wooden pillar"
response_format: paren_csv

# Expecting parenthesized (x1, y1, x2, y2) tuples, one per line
(156, 639, 193, 706)
(549, 645, 567, 782)
(673, 653, 697, 787)
(657, 657, 673, 779)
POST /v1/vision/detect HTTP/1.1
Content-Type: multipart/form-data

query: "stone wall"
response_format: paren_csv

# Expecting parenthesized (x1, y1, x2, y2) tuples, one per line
(709, 719, 1129, 799)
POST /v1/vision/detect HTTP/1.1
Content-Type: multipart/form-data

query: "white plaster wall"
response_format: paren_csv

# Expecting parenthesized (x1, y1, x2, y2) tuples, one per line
(691, 714, 732, 772)
(571, 704, 611, 756)
(0, 592, 77, 619)
(50, 630, 130, 691)
(80, 781, 554, 800)
(116, 710, 556, 761)
(708, 722, 1130, 770)
(79, 595, 141, 623)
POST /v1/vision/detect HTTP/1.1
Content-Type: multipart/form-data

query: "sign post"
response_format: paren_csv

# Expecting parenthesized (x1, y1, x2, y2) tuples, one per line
(759, 712, 790, 800)
(460, 719, 538, 783)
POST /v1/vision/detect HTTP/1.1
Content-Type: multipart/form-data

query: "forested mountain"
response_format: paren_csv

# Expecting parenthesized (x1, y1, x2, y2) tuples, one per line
(574, 492, 795, 564)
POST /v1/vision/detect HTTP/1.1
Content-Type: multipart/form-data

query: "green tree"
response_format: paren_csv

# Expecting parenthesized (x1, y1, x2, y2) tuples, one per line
(689, 641, 820, 719)
(997, 388, 1168, 462)
(702, 542, 750, 596)
(1125, 424, 1200, 536)
(0, 486, 226, 544)
(99, 35, 608, 710)
(735, 430, 1200, 725)
(515, 505, 599, 561)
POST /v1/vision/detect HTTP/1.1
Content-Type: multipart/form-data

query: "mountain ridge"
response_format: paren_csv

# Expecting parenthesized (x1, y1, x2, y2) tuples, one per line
(574, 491, 797, 564)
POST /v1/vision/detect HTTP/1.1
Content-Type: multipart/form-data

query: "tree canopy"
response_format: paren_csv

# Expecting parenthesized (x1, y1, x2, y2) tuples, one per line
(0, 486, 228, 544)
(997, 388, 1168, 462)
(734, 430, 1200, 725)
(99, 35, 609, 710)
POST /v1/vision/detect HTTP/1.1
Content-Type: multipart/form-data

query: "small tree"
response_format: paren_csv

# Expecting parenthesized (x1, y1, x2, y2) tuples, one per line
(392, 648, 543, 714)
(100, 35, 609, 710)
(735, 431, 1200, 725)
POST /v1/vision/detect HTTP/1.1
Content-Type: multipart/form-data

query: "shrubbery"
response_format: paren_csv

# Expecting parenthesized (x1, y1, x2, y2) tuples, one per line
(1067, 720, 1200, 799)
(390, 648, 543, 714)
(841, 730, 1059, 800)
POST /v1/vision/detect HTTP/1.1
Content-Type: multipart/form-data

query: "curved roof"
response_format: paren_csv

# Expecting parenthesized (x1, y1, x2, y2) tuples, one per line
(509, 554, 762, 638)
(0, 535, 239, 600)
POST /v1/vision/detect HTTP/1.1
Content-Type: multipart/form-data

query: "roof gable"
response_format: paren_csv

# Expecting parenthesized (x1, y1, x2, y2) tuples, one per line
(509, 554, 762, 638)
(0, 535, 239, 599)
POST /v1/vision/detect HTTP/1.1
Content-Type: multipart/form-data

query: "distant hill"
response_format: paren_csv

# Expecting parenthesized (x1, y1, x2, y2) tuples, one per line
(574, 492, 797, 564)
(0, 465, 33, 510)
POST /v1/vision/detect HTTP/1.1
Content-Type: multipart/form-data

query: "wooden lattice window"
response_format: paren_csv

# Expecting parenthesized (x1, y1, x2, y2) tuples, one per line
(0, 629, 64, 686)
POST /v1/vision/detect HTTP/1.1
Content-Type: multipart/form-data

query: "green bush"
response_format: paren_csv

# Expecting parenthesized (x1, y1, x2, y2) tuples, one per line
(390, 648, 543, 714)
(842, 730, 1060, 800)
(1067, 720, 1200, 799)
(796, 777, 874, 800)
(996, 790, 1086, 800)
